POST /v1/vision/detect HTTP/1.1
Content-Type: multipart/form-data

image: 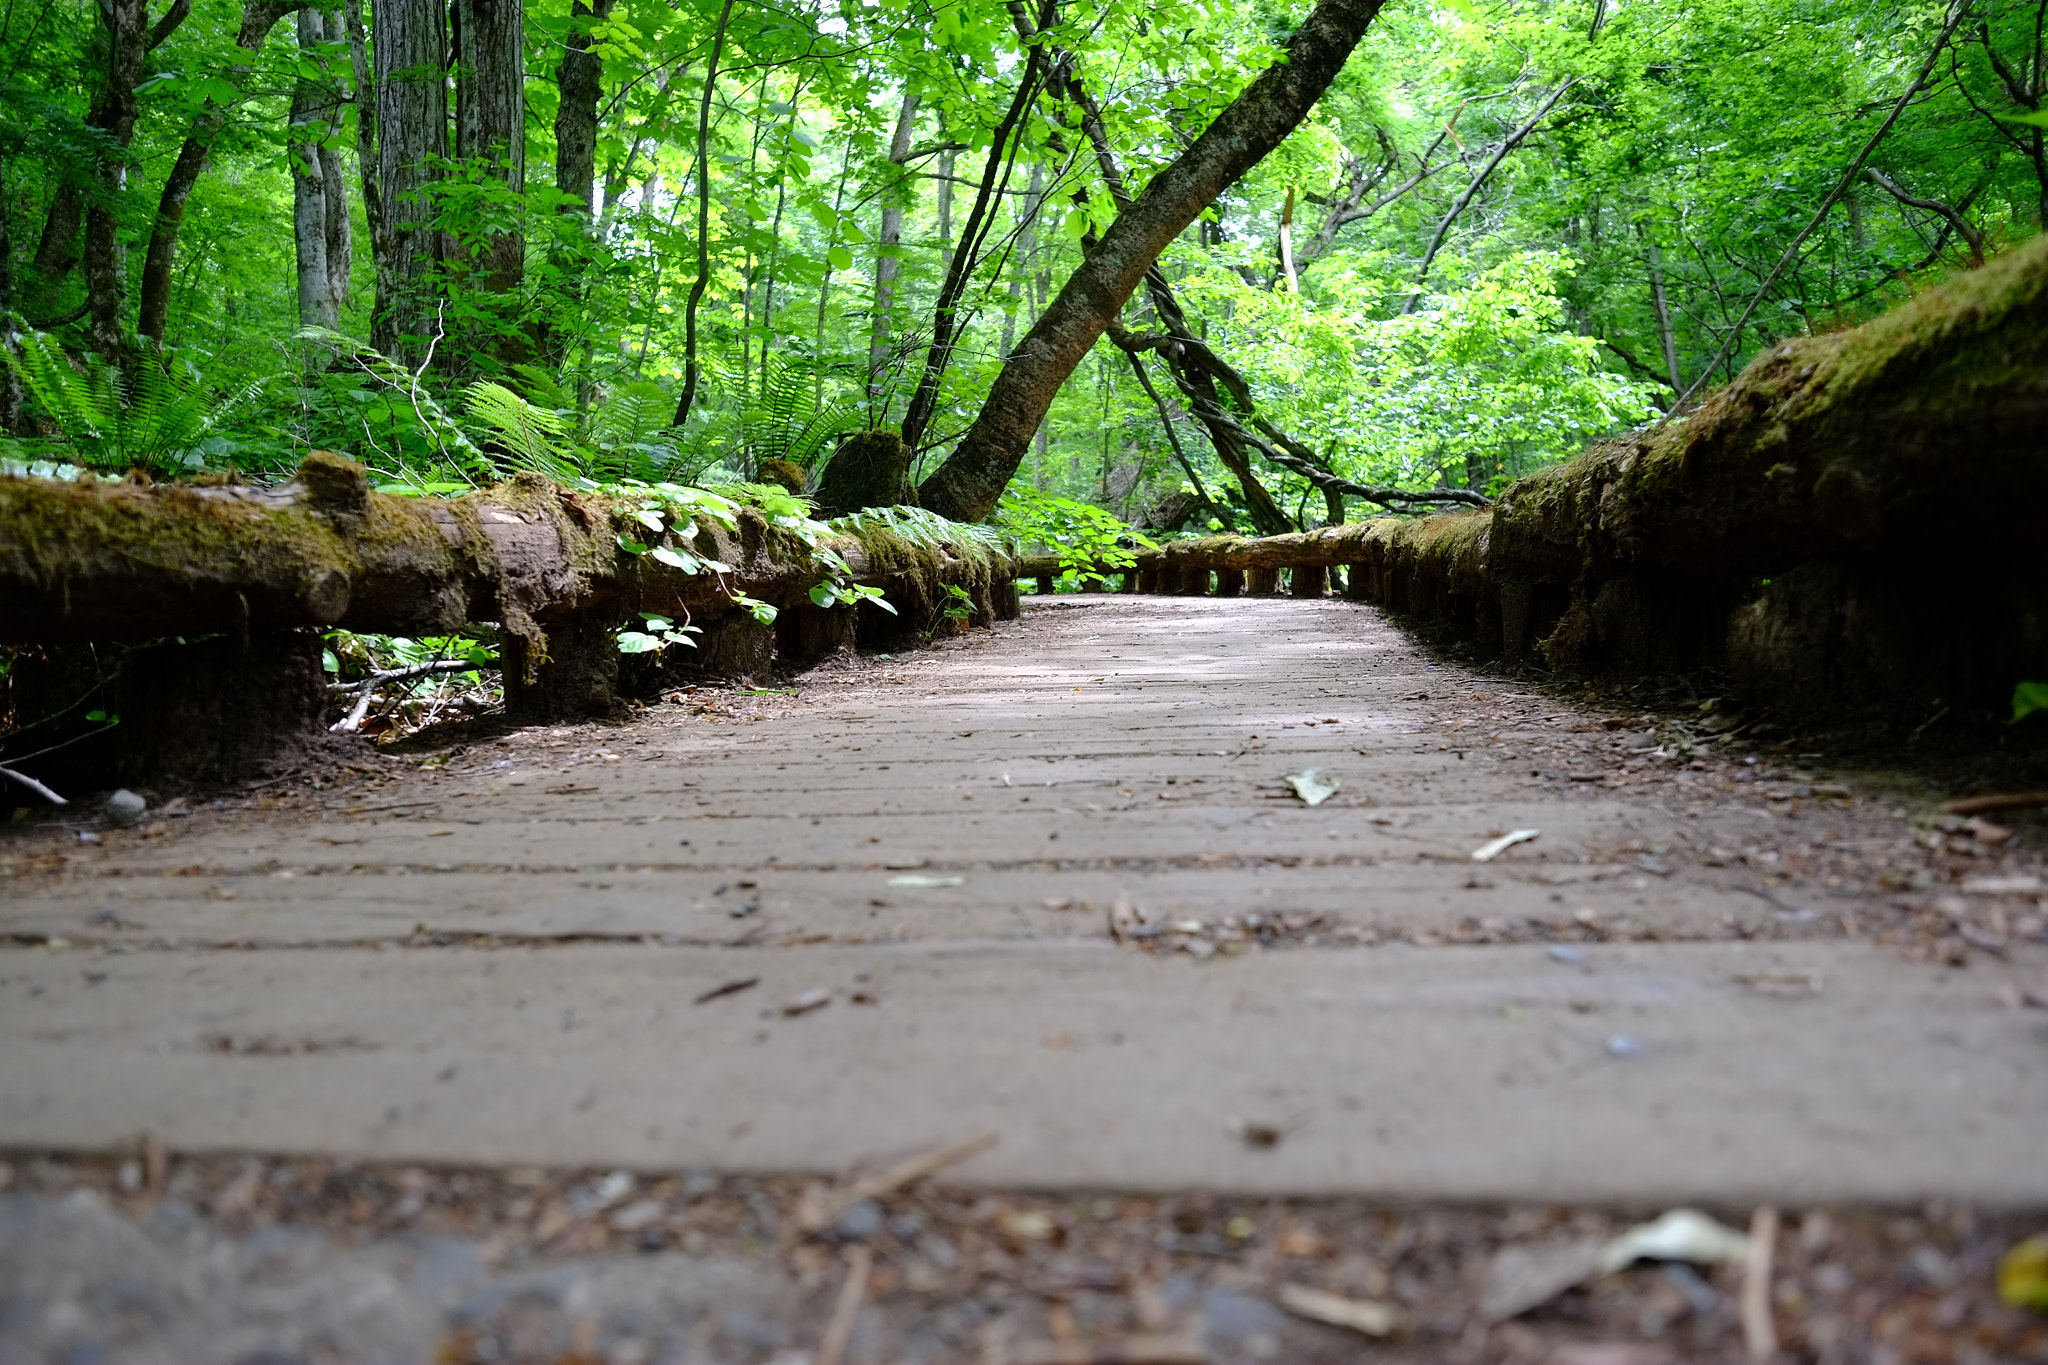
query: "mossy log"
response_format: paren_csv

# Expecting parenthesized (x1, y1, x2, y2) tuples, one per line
(1020, 236, 2048, 721)
(0, 454, 1015, 644)
(0, 454, 1020, 742)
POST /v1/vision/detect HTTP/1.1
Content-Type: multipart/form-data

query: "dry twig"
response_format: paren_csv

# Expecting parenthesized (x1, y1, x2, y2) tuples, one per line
(797, 1130, 999, 1237)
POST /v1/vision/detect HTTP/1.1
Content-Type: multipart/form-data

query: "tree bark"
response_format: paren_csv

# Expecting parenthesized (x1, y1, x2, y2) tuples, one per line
(868, 89, 918, 405)
(83, 0, 149, 358)
(554, 0, 615, 212)
(918, 0, 1389, 523)
(370, 0, 449, 360)
(291, 8, 355, 327)
(29, 0, 191, 302)
(453, 0, 525, 296)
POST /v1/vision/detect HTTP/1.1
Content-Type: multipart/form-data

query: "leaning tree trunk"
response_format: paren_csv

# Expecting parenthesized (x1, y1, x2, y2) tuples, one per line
(370, 0, 448, 361)
(917, 0, 1389, 523)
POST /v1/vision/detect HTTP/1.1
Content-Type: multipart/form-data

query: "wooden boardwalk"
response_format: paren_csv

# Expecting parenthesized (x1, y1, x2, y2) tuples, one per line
(3, 595, 2045, 1203)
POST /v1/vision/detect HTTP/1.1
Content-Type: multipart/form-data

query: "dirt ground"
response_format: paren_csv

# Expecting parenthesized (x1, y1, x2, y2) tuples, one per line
(3, 595, 2046, 1363)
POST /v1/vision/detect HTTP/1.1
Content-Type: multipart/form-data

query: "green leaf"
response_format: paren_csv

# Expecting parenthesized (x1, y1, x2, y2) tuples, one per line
(649, 545, 701, 572)
(617, 534, 650, 555)
(2014, 681, 2048, 722)
(634, 508, 666, 532)
(828, 245, 853, 271)
(615, 631, 664, 654)
(1996, 110, 2048, 128)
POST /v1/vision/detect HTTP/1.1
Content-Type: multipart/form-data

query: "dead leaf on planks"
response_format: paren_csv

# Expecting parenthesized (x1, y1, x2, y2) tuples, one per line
(1274, 1283, 1403, 1337)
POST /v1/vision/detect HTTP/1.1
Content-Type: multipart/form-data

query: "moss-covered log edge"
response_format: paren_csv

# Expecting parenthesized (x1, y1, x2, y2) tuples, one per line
(0, 456, 1020, 655)
(1021, 235, 2048, 720)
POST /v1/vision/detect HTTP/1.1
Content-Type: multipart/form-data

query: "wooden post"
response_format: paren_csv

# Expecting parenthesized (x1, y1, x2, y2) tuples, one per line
(1179, 568, 1212, 596)
(1293, 565, 1329, 597)
(1119, 570, 1140, 593)
(1215, 568, 1244, 597)
(1246, 567, 1280, 596)
(1134, 566, 1158, 593)
(1343, 564, 1373, 600)
(1034, 574, 1055, 596)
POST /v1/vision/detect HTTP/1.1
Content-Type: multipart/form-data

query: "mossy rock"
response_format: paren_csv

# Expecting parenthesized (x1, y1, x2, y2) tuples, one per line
(812, 431, 916, 518)
(756, 459, 809, 496)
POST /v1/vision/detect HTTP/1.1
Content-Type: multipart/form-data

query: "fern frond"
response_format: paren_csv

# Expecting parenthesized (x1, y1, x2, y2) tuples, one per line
(462, 380, 579, 481)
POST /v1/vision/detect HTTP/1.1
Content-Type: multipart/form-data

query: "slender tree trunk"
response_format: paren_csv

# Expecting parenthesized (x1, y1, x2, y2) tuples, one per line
(868, 88, 917, 405)
(935, 146, 957, 276)
(345, 0, 389, 332)
(0, 158, 23, 435)
(899, 52, 1041, 451)
(1017, 3, 1292, 534)
(371, 0, 449, 360)
(670, 0, 738, 428)
(1277, 184, 1299, 292)
(999, 161, 1044, 359)
(920, 0, 1389, 523)
(1644, 230, 1682, 396)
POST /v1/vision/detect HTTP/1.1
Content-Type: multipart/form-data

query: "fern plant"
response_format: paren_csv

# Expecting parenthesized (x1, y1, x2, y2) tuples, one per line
(735, 354, 859, 475)
(3, 329, 266, 478)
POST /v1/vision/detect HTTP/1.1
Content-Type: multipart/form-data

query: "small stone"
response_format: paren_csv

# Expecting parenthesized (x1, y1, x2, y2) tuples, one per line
(830, 1199, 885, 1241)
(1605, 1033, 1648, 1059)
(1548, 945, 1588, 965)
(104, 789, 146, 827)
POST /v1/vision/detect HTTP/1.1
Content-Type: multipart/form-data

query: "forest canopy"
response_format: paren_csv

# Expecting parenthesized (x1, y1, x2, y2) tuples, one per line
(0, 0, 2031, 532)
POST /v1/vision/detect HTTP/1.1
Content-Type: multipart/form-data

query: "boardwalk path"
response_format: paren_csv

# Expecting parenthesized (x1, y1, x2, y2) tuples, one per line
(3, 596, 2045, 1205)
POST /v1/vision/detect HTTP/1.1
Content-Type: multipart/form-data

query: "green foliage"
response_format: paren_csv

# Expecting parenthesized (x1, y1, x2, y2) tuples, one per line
(997, 486, 1156, 585)
(616, 613, 701, 654)
(2, 331, 267, 479)
(2014, 681, 2048, 723)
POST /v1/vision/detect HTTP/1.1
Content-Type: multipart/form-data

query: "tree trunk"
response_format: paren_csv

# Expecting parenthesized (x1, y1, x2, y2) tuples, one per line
(291, 8, 354, 327)
(371, 0, 449, 360)
(554, 0, 615, 212)
(669, 0, 738, 427)
(868, 89, 918, 406)
(453, 0, 524, 294)
(918, 0, 1389, 523)
(31, 0, 191, 306)
(1644, 229, 1682, 396)
(84, 0, 149, 358)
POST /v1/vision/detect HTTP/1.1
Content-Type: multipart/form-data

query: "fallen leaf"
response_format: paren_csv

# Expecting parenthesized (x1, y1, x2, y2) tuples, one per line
(1285, 768, 1341, 807)
(1599, 1208, 1751, 1273)
(1998, 1234, 2048, 1310)
(1479, 1235, 1607, 1323)
(886, 874, 964, 888)
(1275, 1283, 1402, 1337)
(1472, 828, 1541, 862)
(782, 988, 831, 1016)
